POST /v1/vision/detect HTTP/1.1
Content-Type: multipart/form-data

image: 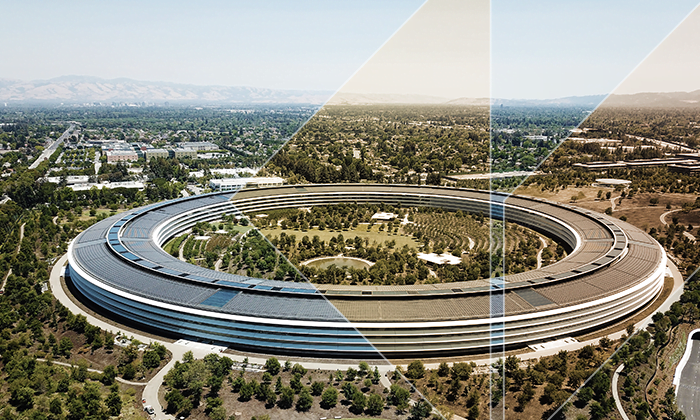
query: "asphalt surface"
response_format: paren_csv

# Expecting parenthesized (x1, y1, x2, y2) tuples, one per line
(677, 332, 700, 419)
(612, 364, 630, 420)
(48, 254, 396, 420)
(28, 124, 74, 170)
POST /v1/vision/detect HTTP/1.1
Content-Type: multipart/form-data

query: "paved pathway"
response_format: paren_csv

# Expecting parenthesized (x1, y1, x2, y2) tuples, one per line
(36, 358, 147, 386)
(677, 335, 700, 420)
(660, 209, 681, 226)
(536, 236, 547, 269)
(612, 364, 630, 420)
(1, 222, 24, 292)
(683, 231, 697, 242)
(49, 254, 397, 419)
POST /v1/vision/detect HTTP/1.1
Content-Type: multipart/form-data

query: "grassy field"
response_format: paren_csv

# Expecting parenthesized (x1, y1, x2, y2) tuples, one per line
(260, 223, 422, 250)
(77, 207, 121, 221)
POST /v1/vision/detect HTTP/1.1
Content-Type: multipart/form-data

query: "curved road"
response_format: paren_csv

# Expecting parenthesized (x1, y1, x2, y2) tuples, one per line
(678, 332, 700, 419)
(48, 254, 396, 420)
(612, 364, 630, 420)
(50, 250, 686, 419)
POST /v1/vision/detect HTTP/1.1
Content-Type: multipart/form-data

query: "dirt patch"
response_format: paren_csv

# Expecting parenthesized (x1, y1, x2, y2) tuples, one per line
(515, 185, 700, 234)
(174, 368, 410, 420)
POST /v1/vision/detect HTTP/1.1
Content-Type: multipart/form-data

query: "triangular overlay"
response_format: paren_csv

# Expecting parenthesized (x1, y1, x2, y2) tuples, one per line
(498, 2, 700, 420)
(250, 0, 493, 418)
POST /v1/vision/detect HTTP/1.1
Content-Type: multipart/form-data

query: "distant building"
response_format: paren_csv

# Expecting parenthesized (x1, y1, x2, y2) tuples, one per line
(178, 141, 218, 151)
(574, 155, 700, 171)
(209, 177, 285, 191)
(668, 162, 700, 175)
(145, 148, 169, 161)
(105, 150, 138, 163)
(170, 148, 197, 159)
(45, 175, 90, 185)
(70, 181, 144, 191)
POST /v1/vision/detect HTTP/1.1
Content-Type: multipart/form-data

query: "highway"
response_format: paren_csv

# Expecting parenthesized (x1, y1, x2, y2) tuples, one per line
(677, 331, 700, 419)
(28, 124, 75, 170)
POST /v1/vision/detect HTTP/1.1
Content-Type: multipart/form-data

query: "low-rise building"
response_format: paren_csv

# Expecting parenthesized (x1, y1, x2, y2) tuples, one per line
(209, 177, 285, 191)
(105, 150, 138, 163)
(178, 141, 218, 151)
(145, 148, 170, 161)
(170, 148, 197, 159)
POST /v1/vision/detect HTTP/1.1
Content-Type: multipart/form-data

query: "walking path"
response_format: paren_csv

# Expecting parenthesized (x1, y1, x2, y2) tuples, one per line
(35, 358, 147, 386)
(536, 236, 547, 269)
(49, 252, 686, 420)
(612, 364, 630, 420)
(660, 209, 696, 242)
(48, 254, 397, 420)
(660, 209, 681, 226)
(1, 222, 24, 293)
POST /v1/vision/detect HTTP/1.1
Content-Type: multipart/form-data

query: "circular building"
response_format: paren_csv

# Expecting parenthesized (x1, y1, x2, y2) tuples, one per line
(66, 184, 666, 358)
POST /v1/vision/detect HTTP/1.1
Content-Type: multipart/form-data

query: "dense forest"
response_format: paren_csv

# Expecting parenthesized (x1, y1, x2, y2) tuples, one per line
(263, 105, 490, 184)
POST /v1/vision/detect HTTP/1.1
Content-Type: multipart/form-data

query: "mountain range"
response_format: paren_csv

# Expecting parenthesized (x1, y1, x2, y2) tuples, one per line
(0, 76, 333, 104)
(1, 76, 699, 108)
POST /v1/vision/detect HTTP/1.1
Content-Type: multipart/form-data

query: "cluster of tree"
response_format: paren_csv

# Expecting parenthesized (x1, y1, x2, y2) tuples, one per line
(252, 203, 558, 285)
(264, 105, 489, 184)
(164, 354, 401, 420)
(0, 203, 166, 419)
(581, 106, 700, 149)
(598, 276, 700, 420)
(0, 114, 66, 152)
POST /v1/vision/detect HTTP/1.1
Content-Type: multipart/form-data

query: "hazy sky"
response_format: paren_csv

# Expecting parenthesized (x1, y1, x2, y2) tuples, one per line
(339, 0, 489, 100)
(3, 1, 700, 99)
(491, 1, 700, 99)
(614, 3, 700, 95)
(0, 0, 423, 91)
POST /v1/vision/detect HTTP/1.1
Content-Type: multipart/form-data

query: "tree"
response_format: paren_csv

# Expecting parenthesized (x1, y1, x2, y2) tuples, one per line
(58, 336, 73, 356)
(446, 378, 461, 401)
(437, 362, 450, 377)
(50, 397, 63, 416)
(321, 387, 338, 408)
(467, 404, 480, 420)
(311, 381, 324, 396)
(590, 401, 606, 420)
(102, 364, 117, 385)
(366, 393, 384, 415)
(358, 361, 370, 376)
(143, 349, 161, 369)
(389, 384, 410, 412)
(290, 373, 303, 393)
(410, 400, 432, 419)
(121, 363, 136, 380)
(10, 387, 34, 411)
(278, 387, 294, 409)
(209, 406, 227, 420)
(351, 391, 366, 413)
(265, 357, 282, 376)
(106, 386, 122, 416)
(406, 360, 425, 380)
(239, 382, 254, 401)
(296, 389, 313, 411)
(165, 389, 185, 413)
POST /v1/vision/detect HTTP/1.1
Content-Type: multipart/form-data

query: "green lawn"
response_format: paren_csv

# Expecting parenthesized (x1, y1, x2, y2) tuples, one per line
(260, 224, 421, 249)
